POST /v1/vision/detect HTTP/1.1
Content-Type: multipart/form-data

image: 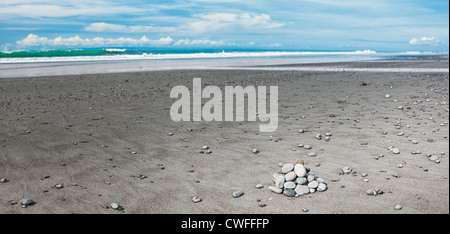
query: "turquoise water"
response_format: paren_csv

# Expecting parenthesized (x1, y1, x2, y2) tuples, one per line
(0, 48, 238, 58)
(0, 48, 447, 78)
(0, 47, 386, 63)
(2, 47, 447, 65)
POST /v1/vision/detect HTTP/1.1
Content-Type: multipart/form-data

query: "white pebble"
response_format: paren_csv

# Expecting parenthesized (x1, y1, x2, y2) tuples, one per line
(111, 203, 121, 210)
(281, 163, 295, 173)
(192, 197, 202, 203)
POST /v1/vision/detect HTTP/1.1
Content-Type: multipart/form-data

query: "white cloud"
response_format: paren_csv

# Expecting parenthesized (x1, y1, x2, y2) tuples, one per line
(84, 12, 283, 35)
(173, 39, 225, 46)
(186, 13, 284, 34)
(85, 22, 176, 33)
(9, 34, 258, 49)
(15, 34, 174, 48)
(409, 37, 440, 46)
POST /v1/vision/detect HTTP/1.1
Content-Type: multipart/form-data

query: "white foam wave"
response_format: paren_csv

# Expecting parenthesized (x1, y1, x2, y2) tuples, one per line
(105, 48, 127, 52)
(0, 50, 377, 64)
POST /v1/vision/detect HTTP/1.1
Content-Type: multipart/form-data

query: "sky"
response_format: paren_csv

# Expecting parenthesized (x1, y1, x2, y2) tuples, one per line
(0, 0, 448, 52)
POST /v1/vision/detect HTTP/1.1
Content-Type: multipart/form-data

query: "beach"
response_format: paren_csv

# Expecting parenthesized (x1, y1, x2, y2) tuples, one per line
(0, 59, 448, 214)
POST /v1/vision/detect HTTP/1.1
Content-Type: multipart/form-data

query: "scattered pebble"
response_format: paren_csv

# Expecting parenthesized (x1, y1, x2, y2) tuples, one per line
(252, 149, 260, 154)
(233, 191, 244, 198)
(303, 145, 312, 150)
(394, 204, 402, 210)
(366, 188, 384, 196)
(110, 203, 123, 210)
(20, 198, 35, 208)
(429, 155, 439, 161)
(256, 184, 264, 189)
(342, 167, 353, 174)
(0, 178, 8, 183)
(137, 174, 147, 179)
(391, 148, 400, 154)
(192, 197, 202, 203)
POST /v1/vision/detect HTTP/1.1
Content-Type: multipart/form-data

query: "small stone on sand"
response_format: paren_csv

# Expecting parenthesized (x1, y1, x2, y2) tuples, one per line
(269, 186, 283, 194)
(294, 159, 305, 165)
(233, 191, 244, 198)
(283, 189, 296, 197)
(281, 163, 295, 173)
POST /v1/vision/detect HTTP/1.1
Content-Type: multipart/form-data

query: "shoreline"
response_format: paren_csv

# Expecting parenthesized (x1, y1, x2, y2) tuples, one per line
(0, 55, 448, 79)
(0, 60, 448, 214)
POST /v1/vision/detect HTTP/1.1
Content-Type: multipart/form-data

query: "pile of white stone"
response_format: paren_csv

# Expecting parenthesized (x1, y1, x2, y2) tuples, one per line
(269, 159, 327, 197)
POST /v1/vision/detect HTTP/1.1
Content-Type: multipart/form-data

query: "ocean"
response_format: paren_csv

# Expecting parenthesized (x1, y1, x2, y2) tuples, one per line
(0, 48, 385, 63)
(0, 48, 447, 78)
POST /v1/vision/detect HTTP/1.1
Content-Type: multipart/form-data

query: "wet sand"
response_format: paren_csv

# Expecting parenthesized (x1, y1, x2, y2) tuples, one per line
(0, 60, 448, 214)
